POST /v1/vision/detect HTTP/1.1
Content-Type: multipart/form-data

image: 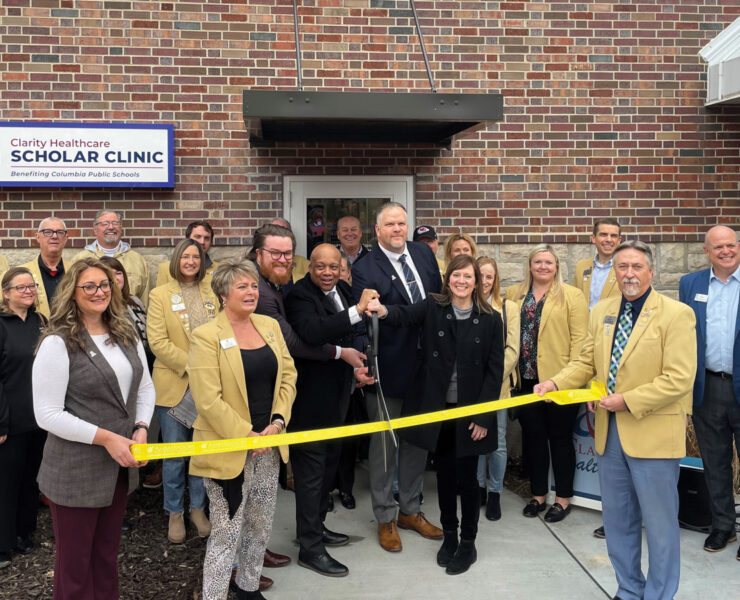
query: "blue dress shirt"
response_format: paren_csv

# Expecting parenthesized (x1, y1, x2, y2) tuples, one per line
(705, 265, 740, 374)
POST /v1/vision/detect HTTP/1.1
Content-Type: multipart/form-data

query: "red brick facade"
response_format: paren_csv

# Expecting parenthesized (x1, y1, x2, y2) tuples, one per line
(0, 0, 738, 249)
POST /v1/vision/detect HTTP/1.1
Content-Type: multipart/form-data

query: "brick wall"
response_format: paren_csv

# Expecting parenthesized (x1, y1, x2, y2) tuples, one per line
(1, 0, 738, 262)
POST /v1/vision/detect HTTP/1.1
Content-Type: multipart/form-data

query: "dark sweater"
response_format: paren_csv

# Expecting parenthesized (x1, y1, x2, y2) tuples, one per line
(0, 308, 45, 436)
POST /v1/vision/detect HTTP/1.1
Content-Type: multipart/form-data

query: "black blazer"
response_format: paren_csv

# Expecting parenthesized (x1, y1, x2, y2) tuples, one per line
(350, 241, 442, 398)
(285, 275, 358, 431)
(384, 297, 504, 458)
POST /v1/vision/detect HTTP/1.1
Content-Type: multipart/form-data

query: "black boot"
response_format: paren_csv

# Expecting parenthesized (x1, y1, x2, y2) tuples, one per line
(485, 492, 501, 521)
(436, 529, 458, 567)
(236, 588, 265, 600)
(446, 538, 477, 575)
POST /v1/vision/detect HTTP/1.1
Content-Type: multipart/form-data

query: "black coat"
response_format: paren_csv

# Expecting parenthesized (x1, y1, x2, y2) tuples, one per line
(351, 242, 442, 398)
(383, 297, 504, 458)
(285, 275, 358, 431)
(0, 308, 46, 436)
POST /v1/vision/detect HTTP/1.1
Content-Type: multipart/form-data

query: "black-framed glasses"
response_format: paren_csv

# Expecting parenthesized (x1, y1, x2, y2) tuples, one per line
(94, 220, 121, 228)
(260, 248, 294, 261)
(6, 283, 39, 293)
(76, 280, 112, 295)
(38, 229, 68, 238)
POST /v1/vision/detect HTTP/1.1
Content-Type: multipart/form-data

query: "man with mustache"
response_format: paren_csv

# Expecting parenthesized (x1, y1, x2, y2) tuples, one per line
(679, 225, 740, 557)
(535, 240, 697, 600)
(20, 217, 70, 317)
(72, 209, 150, 305)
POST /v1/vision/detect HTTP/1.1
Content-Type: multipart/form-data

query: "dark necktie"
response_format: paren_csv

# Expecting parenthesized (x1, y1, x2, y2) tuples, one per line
(398, 254, 422, 304)
(607, 302, 633, 394)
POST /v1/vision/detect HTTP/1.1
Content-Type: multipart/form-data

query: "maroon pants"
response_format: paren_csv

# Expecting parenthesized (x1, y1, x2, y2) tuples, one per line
(49, 469, 129, 600)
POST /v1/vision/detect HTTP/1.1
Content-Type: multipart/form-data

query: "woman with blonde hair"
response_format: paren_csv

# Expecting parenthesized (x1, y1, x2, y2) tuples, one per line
(32, 258, 154, 599)
(475, 257, 520, 521)
(147, 238, 218, 543)
(0, 268, 46, 570)
(505, 244, 588, 523)
(188, 259, 296, 600)
(443, 233, 478, 268)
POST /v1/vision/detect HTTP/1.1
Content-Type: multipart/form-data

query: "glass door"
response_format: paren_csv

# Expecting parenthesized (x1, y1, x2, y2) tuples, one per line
(283, 175, 415, 256)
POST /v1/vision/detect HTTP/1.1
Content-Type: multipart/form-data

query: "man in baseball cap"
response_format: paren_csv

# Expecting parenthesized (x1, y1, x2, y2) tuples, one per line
(413, 226, 445, 274)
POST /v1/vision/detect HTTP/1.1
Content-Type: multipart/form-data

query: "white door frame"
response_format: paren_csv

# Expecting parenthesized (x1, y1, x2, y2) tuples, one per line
(283, 175, 415, 256)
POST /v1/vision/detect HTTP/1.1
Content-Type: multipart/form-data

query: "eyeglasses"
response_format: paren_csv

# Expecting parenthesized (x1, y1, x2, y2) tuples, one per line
(38, 229, 68, 238)
(260, 248, 294, 261)
(76, 280, 112, 295)
(5, 283, 39, 293)
(94, 221, 121, 228)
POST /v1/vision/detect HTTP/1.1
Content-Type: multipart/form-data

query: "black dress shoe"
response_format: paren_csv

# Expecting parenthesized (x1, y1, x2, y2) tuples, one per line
(339, 492, 355, 510)
(445, 539, 477, 575)
(298, 551, 349, 577)
(121, 517, 133, 533)
(322, 527, 349, 546)
(327, 494, 334, 512)
(436, 529, 458, 567)
(703, 528, 737, 552)
(235, 588, 266, 600)
(544, 502, 571, 523)
(485, 492, 501, 521)
(14, 537, 34, 555)
(522, 499, 547, 518)
(593, 525, 605, 539)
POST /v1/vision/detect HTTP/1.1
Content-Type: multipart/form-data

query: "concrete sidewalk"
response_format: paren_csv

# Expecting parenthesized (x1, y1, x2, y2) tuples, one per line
(261, 470, 739, 599)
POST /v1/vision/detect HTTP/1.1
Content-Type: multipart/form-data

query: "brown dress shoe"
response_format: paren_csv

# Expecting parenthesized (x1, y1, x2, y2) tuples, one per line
(397, 512, 443, 540)
(378, 521, 402, 552)
(263, 548, 291, 568)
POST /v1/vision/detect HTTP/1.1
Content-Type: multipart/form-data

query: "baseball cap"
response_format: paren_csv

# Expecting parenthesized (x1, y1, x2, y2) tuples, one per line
(413, 225, 437, 241)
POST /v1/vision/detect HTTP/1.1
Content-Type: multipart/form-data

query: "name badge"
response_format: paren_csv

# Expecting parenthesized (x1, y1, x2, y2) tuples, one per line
(694, 293, 708, 303)
(603, 315, 617, 325)
(220, 337, 237, 349)
(171, 303, 186, 311)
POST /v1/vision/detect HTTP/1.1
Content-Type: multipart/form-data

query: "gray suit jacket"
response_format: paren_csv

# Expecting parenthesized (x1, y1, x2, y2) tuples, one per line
(37, 331, 144, 507)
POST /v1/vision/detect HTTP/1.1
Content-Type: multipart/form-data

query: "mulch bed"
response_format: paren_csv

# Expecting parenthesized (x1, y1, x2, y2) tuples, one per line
(0, 481, 212, 600)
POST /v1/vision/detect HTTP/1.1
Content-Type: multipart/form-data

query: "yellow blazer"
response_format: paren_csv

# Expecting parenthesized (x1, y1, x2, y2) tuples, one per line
(19, 257, 62, 318)
(492, 298, 520, 399)
(552, 290, 697, 458)
(573, 257, 619, 306)
(147, 280, 218, 408)
(73, 246, 151, 306)
(155, 259, 218, 287)
(188, 311, 297, 479)
(292, 254, 309, 283)
(505, 282, 589, 381)
(0, 254, 8, 279)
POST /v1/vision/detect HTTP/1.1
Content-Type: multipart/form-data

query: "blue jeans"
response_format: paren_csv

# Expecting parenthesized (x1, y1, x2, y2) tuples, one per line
(477, 408, 507, 493)
(600, 414, 680, 600)
(156, 405, 206, 514)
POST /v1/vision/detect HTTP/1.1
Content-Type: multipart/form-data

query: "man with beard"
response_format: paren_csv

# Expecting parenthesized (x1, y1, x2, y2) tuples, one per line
(285, 244, 376, 577)
(20, 217, 70, 317)
(72, 209, 150, 305)
(535, 241, 697, 600)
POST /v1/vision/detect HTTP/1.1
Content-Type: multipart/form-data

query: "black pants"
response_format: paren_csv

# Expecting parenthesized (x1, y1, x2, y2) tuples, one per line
(517, 378, 579, 498)
(0, 428, 46, 553)
(435, 415, 480, 541)
(692, 371, 740, 532)
(335, 388, 367, 495)
(291, 440, 341, 556)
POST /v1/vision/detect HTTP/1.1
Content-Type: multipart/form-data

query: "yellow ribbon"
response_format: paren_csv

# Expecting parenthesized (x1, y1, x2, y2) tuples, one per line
(132, 381, 607, 461)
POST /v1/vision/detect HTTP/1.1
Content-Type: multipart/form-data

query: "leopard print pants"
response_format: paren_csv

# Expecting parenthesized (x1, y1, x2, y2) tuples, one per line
(202, 449, 279, 600)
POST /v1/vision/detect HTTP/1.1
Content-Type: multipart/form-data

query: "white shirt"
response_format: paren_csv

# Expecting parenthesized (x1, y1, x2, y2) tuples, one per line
(323, 287, 361, 359)
(377, 243, 427, 302)
(33, 334, 155, 444)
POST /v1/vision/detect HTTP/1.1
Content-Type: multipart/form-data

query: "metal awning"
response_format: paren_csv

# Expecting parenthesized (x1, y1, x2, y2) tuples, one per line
(243, 90, 504, 147)
(699, 17, 740, 106)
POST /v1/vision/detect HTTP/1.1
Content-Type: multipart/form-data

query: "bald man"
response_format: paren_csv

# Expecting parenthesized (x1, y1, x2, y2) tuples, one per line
(284, 244, 376, 577)
(679, 225, 740, 555)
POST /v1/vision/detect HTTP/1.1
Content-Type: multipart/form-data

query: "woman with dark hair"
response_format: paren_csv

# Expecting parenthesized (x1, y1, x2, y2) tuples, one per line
(147, 238, 218, 543)
(32, 258, 154, 599)
(0, 267, 46, 570)
(367, 254, 504, 575)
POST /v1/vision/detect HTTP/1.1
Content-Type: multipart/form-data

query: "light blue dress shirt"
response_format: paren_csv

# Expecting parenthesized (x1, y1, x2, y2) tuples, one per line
(705, 265, 740, 374)
(589, 257, 613, 310)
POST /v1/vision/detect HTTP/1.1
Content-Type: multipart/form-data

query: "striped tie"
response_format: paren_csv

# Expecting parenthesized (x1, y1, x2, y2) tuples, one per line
(607, 302, 633, 394)
(398, 254, 422, 304)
